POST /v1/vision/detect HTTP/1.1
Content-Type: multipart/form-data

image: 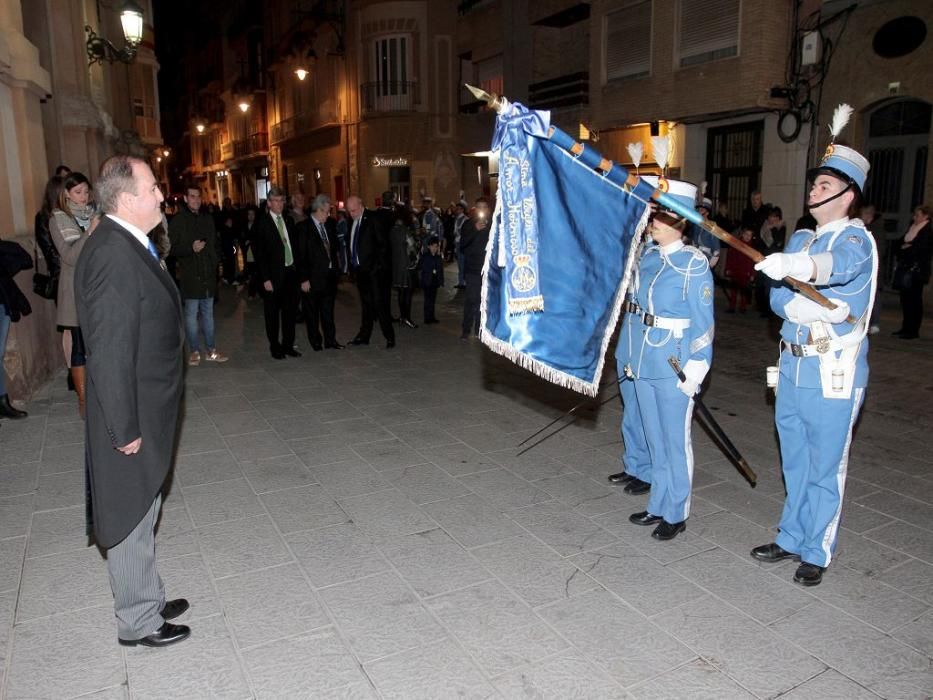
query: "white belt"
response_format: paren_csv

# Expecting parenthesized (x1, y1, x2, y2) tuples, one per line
(782, 333, 862, 357)
(641, 312, 691, 333)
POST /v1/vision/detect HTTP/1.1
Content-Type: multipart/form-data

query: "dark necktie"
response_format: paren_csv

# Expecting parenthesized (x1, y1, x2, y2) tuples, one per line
(318, 222, 331, 267)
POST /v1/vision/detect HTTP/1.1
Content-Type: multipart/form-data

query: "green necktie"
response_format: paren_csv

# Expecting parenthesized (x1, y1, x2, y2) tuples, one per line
(276, 215, 294, 266)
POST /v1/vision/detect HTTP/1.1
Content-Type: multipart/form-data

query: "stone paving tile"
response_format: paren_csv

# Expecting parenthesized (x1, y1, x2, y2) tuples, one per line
(173, 449, 243, 488)
(422, 494, 524, 548)
(592, 509, 717, 566)
(877, 557, 933, 606)
(196, 514, 293, 579)
(259, 483, 348, 535)
(352, 438, 430, 471)
(240, 453, 317, 493)
(863, 520, 933, 565)
(24, 505, 87, 559)
(363, 638, 496, 700)
(457, 468, 554, 510)
(224, 429, 293, 461)
(472, 533, 600, 608)
(124, 614, 251, 699)
(0, 589, 14, 693)
(492, 650, 628, 699)
(215, 562, 329, 649)
(0, 494, 35, 541)
(210, 408, 271, 437)
(417, 443, 500, 477)
(384, 462, 474, 505)
(537, 588, 692, 688)
(154, 504, 200, 561)
(319, 570, 446, 663)
(654, 594, 826, 699)
(424, 579, 568, 677)
(771, 601, 933, 699)
(337, 488, 436, 538)
(16, 545, 111, 622)
(375, 527, 491, 598)
(243, 627, 371, 699)
(0, 462, 40, 498)
(34, 469, 85, 511)
(627, 658, 755, 699)
(157, 552, 220, 622)
(37, 442, 83, 475)
(291, 434, 361, 466)
(6, 605, 124, 700)
(181, 477, 265, 527)
(778, 669, 880, 699)
(286, 522, 390, 588)
(310, 459, 393, 500)
(510, 501, 618, 557)
(836, 527, 916, 574)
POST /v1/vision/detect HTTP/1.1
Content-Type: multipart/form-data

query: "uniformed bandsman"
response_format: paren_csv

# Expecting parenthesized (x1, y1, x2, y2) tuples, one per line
(750, 105, 875, 586)
(622, 176, 715, 541)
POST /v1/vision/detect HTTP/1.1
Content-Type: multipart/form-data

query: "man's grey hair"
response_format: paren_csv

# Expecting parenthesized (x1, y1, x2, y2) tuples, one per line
(97, 155, 144, 214)
(310, 194, 331, 214)
(268, 185, 286, 199)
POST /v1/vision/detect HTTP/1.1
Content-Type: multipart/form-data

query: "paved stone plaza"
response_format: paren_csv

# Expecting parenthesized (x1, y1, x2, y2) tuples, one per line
(1, 278, 932, 699)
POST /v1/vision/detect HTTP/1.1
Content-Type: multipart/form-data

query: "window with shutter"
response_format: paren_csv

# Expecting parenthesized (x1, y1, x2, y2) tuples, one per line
(677, 0, 740, 68)
(604, 1, 652, 82)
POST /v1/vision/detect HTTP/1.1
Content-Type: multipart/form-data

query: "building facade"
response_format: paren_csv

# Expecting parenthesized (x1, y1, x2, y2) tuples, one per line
(1, 0, 164, 398)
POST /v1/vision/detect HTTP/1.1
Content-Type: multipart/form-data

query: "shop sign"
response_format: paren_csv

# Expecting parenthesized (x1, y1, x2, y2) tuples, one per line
(372, 155, 409, 167)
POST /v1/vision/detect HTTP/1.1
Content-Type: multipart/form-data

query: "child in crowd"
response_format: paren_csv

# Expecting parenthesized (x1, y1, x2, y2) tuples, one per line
(420, 235, 444, 323)
(724, 227, 757, 313)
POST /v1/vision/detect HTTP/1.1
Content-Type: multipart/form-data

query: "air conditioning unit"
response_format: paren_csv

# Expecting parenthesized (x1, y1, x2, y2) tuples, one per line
(801, 31, 822, 66)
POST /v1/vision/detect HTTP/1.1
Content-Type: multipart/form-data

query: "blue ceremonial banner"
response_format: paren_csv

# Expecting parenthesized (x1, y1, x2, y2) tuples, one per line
(481, 101, 652, 396)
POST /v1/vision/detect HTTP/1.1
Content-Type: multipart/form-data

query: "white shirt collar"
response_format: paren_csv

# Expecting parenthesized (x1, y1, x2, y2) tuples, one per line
(106, 214, 150, 249)
(815, 216, 850, 237)
(660, 239, 684, 255)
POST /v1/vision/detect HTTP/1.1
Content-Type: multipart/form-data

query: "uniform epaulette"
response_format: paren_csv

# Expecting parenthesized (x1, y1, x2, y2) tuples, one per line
(681, 245, 710, 267)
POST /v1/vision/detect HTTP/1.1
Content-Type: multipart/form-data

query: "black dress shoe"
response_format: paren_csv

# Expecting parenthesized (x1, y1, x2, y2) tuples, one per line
(624, 478, 651, 495)
(750, 542, 799, 563)
(284, 348, 302, 357)
(271, 351, 286, 360)
(160, 598, 189, 620)
(325, 342, 345, 350)
(386, 340, 396, 349)
(0, 394, 27, 419)
(899, 333, 919, 340)
(891, 329, 904, 336)
(652, 520, 686, 540)
(629, 510, 663, 526)
(793, 562, 825, 586)
(608, 471, 634, 484)
(311, 344, 323, 352)
(349, 337, 369, 346)
(119, 621, 191, 647)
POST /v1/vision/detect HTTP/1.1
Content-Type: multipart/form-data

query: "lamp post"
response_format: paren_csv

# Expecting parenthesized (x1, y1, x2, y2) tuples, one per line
(85, 0, 145, 65)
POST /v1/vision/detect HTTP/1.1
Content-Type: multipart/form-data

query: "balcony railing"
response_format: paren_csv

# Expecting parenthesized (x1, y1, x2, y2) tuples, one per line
(233, 132, 269, 158)
(270, 111, 337, 144)
(528, 71, 589, 109)
(360, 81, 419, 115)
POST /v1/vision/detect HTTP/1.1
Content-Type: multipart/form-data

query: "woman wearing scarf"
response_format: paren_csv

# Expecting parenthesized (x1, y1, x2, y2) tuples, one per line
(893, 205, 932, 340)
(49, 171, 97, 417)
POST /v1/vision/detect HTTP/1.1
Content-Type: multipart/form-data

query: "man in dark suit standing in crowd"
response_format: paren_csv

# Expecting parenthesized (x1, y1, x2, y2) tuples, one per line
(298, 194, 343, 351)
(75, 155, 190, 647)
(346, 194, 395, 348)
(459, 197, 491, 340)
(254, 186, 301, 359)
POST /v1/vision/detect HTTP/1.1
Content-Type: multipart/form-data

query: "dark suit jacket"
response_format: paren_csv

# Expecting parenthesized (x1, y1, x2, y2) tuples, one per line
(297, 217, 339, 293)
(349, 209, 389, 274)
(254, 210, 299, 289)
(459, 218, 490, 275)
(74, 216, 184, 548)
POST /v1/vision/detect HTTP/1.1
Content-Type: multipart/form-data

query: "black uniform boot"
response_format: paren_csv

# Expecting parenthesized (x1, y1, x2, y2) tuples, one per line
(0, 394, 28, 419)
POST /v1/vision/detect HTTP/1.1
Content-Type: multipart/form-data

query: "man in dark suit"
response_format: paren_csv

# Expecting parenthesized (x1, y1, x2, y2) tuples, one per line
(459, 196, 492, 339)
(297, 194, 343, 351)
(74, 155, 189, 647)
(346, 194, 395, 348)
(253, 186, 301, 359)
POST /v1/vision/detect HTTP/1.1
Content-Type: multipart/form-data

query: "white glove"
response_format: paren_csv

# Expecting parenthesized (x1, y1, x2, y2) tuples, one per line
(785, 295, 851, 325)
(677, 359, 709, 397)
(754, 252, 814, 282)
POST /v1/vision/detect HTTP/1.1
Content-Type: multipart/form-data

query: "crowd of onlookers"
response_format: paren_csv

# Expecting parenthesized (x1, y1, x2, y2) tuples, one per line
(1, 164, 931, 424)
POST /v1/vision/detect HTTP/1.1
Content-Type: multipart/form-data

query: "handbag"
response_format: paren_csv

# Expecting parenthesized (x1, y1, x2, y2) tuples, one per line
(892, 263, 917, 292)
(32, 242, 58, 300)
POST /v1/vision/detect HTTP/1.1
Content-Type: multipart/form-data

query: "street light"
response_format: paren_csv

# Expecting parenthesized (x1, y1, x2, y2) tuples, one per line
(85, 1, 145, 65)
(238, 101, 250, 113)
(294, 68, 309, 81)
(195, 122, 206, 134)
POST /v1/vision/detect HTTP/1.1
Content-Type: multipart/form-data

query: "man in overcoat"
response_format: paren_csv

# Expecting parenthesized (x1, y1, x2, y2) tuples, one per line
(75, 155, 190, 647)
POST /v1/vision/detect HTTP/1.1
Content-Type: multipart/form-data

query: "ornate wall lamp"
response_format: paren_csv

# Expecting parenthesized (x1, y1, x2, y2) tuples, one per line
(85, 1, 145, 65)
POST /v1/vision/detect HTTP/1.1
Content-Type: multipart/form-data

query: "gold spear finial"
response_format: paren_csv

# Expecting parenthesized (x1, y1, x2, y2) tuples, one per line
(465, 83, 506, 113)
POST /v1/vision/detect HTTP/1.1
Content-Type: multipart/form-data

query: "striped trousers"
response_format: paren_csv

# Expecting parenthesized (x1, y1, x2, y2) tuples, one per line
(106, 493, 165, 639)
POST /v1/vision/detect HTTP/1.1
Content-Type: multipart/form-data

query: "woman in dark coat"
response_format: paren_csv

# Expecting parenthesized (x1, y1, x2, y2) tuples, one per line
(389, 204, 419, 328)
(893, 204, 932, 340)
(0, 235, 32, 418)
(34, 175, 63, 302)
